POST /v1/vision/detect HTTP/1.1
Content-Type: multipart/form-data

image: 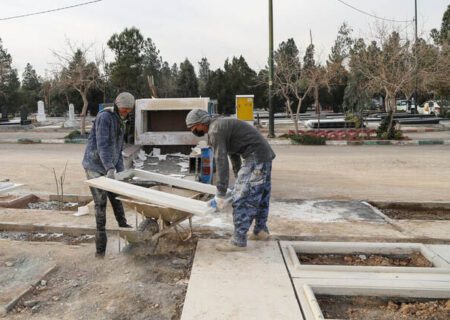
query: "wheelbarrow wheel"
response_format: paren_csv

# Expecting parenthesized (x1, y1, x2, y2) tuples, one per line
(137, 218, 159, 234)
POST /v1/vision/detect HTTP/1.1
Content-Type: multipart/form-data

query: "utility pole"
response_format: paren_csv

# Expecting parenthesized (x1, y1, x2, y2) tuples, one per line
(414, 0, 418, 112)
(268, 0, 275, 138)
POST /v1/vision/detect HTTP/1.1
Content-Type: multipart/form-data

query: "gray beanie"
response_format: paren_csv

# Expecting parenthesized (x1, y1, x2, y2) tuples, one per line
(115, 92, 135, 109)
(185, 109, 211, 127)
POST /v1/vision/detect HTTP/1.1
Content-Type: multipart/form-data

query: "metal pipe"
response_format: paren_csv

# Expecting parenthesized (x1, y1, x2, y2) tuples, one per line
(268, 0, 275, 137)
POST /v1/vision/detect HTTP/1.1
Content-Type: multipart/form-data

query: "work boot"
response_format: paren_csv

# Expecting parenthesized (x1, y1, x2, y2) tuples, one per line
(248, 230, 271, 241)
(215, 241, 246, 252)
(95, 231, 107, 258)
(118, 222, 133, 228)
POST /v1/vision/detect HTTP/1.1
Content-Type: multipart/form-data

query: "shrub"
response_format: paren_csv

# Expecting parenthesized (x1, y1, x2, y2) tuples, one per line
(376, 114, 403, 140)
(289, 134, 326, 145)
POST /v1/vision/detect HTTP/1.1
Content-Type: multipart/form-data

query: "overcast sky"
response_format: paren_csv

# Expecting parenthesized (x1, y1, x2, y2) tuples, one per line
(1, 0, 448, 78)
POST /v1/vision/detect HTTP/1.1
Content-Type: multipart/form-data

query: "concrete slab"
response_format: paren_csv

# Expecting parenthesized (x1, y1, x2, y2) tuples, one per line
(181, 239, 303, 320)
(281, 241, 450, 277)
(394, 220, 450, 240)
(427, 245, 450, 264)
(296, 280, 450, 320)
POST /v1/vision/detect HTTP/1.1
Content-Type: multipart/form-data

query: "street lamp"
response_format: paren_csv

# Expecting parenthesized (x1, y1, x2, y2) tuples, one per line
(268, 0, 275, 137)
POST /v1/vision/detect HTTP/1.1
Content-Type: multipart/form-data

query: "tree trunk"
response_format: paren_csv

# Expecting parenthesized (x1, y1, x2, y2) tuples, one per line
(295, 98, 305, 134)
(286, 98, 299, 133)
(386, 94, 396, 136)
(80, 91, 89, 136)
(314, 86, 321, 130)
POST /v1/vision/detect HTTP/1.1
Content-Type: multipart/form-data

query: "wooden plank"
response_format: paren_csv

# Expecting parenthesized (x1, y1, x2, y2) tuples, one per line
(116, 169, 216, 194)
(85, 177, 214, 216)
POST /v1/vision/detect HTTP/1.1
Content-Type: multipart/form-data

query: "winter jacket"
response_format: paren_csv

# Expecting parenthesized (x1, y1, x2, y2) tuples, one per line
(82, 108, 124, 174)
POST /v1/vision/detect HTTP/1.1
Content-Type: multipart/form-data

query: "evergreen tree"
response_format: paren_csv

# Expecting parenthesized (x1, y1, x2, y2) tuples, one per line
(107, 27, 145, 97)
(327, 23, 353, 112)
(21, 63, 42, 112)
(177, 59, 198, 97)
(198, 57, 210, 96)
(0, 39, 20, 115)
(430, 5, 450, 45)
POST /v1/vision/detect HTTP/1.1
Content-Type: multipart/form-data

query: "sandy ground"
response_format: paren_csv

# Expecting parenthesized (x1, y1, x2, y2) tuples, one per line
(1, 143, 449, 202)
(1, 236, 196, 320)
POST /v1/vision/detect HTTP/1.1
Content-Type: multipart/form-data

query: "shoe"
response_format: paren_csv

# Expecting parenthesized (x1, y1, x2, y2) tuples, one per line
(215, 241, 246, 252)
(95, 252, 105, 258)
(119, 223, 133, 228)
(248, 230, 271, 241)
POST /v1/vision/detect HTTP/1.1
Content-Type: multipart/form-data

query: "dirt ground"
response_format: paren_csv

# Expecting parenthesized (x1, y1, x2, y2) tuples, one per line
(1, 235, 197, 320)
(317, 295, 450, 320)
(297, 252, 433, 267)
(1, 143, 450, 202)
(381, 208, 450, 220)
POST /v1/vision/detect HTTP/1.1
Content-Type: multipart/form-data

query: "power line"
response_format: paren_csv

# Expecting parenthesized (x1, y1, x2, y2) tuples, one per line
(0, 0, 102, 21)
(335, 0, 413, 23)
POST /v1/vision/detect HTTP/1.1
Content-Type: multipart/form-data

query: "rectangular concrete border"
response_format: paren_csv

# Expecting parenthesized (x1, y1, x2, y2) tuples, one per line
(296, 281, 450, 320)
(281, 241, 450, 275)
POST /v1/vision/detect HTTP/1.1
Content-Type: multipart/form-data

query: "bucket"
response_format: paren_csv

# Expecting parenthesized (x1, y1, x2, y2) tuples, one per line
(200, 147, 213, 184)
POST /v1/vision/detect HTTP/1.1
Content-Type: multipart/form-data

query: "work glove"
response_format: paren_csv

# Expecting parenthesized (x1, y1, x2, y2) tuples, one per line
(214, 195, 226, 210)
(106, 169, 116, 179)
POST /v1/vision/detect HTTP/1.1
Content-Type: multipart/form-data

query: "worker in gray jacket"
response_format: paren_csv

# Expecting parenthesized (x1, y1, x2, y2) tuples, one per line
(82, 92, 135, 257)
(186, 109, 276, 251)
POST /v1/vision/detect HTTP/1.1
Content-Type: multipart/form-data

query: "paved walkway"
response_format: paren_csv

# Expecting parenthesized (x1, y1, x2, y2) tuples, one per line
(181, 240, 303, 320)
(182, 239, 450, 320)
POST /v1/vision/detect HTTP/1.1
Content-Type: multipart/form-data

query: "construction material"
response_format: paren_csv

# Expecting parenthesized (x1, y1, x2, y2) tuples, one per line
(115, 169, 216, 194)
(282, 241, 450, 275)
(0, 194, 39, 209)
(86, 176, 214, 216)
(134, 97, 209, 146)
(0, 182, 22, 194)
(181, 240, 303, 320)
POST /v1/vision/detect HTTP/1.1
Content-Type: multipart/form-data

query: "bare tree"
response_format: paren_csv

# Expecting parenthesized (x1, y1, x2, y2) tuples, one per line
(273, 47, 314, 133)
(53, 44, 100, 135)
(349, 26, 417, 132)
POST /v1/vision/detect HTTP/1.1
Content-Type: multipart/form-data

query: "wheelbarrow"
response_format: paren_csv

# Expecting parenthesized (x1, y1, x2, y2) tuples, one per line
(117, 185, 208, 252)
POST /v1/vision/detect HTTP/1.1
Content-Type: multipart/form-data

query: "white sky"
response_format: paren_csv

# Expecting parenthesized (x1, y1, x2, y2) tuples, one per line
(0, 0, 448, 78)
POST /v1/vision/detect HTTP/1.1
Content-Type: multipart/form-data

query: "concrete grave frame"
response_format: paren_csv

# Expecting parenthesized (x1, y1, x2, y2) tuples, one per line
(296, 280, 450, 320)
(281, 241, 450, 276)
(134, 98, 209, 146)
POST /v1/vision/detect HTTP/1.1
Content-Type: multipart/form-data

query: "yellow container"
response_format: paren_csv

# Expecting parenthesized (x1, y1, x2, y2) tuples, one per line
(236, 95, 254, 121)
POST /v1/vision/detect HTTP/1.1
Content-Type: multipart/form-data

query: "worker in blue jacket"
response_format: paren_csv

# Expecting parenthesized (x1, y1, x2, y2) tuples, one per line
(82, 92, 135, 257)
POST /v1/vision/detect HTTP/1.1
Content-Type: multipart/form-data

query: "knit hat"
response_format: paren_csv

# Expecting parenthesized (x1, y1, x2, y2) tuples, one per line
(185, 109, 211, 127)
(115, 92, 135, 109)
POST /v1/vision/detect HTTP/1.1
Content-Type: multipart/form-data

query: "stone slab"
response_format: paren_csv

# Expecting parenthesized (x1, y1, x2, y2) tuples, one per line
(281, 241, 450, 277)
(181, 239, 303, 320)
(427, 245, 450, 264)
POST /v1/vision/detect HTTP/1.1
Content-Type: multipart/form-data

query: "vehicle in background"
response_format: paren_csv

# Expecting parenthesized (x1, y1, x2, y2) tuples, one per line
(418, 100, 449, 116)
(396, 100, 417, 113)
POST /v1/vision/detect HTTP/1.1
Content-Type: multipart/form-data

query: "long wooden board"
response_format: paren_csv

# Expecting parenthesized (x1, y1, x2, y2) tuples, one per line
(85, 177, 214, 216)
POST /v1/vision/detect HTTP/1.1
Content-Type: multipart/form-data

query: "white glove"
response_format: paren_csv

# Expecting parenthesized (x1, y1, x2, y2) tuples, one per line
(214, 195, 226, 210)
(106, 169, 116, 179)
